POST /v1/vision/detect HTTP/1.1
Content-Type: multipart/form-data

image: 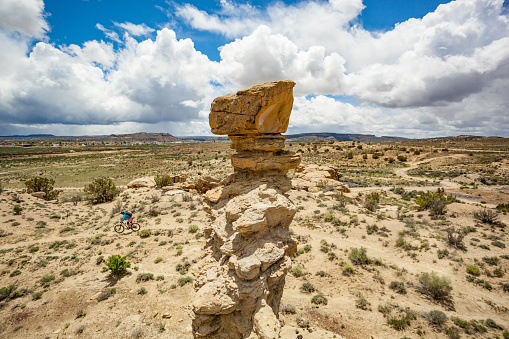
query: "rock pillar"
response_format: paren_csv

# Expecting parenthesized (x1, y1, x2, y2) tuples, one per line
(191, 80, 300, 339)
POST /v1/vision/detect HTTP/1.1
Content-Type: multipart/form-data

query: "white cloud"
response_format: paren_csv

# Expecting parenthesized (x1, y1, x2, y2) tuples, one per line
(1, 0, 509, 137)
(0, 0, 48, 38)
(114, 22, 155, 37)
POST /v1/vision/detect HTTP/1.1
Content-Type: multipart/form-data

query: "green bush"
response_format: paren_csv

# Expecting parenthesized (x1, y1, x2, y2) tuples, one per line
(416, 188, 456, 213)
(139, 229, 151, 238)
(418, 272, 453, 302)
(84, 177, 119, 204)
(136, 273, 154, 283)
(466, 265, 480, 276)
(178, 276, 193, 287)
(349, 247, 371, 265)
(427, 310, 447, 326)
(311, 293, 328, 305)
(13, 205, 23, 215)
(155, 174, 172, 187)
(104, 255, 131, 277)
(300, 282, 315, 293)
(188, 225, 199, 233)
(25, 177, 60, 200)
(291, 265, 304, 277)
(389, 281, 407, 294)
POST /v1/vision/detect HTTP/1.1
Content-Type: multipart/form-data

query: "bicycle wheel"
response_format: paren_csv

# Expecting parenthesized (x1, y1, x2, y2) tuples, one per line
(130, 223, 140, 232)
(114, 223, 124, 233)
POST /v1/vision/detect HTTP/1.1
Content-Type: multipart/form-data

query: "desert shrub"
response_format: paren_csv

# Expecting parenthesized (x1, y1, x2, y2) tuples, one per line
(339, 264, 353, 276)
(311, 293, 328, 305)
(178, 276, 193, 287)
(97, 289, 116, 301)
(355, 292, 371, 310)
(466, 265, 480, 276)
(188, 225, 199, 233)
(25, 177, 60, 200)
(474, 208, 499, 224)
(349, 247, 371, 265)
(139, 229, 151, 238)
(444, 326, 461, 339)
(300, 282, 315, 293)
(389, 281, 407, 294)
(427, 310, 447, 327)
(482, 256, 499, 265)
(416, 188, 455, 213)
(291, 265, 304, 277)
(155, 174, 172, 188)
(418, 272, 453, 302)
(437, 249, 449, 259)
(10, 270, 21, 277)
(137, 287, 147, 295)
(429, 197, 447, 218)
(486, 318, 503, 329)
(280, 303, 296, 314)
(397, 155, 407, 162)
(84, 177, 119, 204)
(76, 309, 86, 318)
(32, 291, 43, 300)
(136, 273, 154, 283)
(13, 205, 22, 215)
(104, 255, 131, 277)
(387, 308, 416, 330)
(40, 274, 55, 284)
(492, 240, 506, 248)
(497, 203, 509, 213)
(446, 228, 466, 251)
(154, 257, 163, 264)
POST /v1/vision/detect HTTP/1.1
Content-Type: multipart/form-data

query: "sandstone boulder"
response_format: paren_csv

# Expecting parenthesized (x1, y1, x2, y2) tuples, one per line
(210, 80, 295, 135)
(31, 192, 46, 199)
(292, 164, 350, 193)
(195, 176, 220, 193)
(127, 177, 156, 188)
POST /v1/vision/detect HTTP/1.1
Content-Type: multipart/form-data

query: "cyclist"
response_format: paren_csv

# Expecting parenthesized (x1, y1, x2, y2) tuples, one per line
(120, 211, 133, 228)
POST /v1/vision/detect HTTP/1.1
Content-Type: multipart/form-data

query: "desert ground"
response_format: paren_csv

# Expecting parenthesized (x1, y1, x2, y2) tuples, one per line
(0, 137, 508, 339)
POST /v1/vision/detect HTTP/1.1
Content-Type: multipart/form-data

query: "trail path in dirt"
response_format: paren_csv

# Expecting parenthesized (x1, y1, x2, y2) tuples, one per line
(350, 153, 502, 207)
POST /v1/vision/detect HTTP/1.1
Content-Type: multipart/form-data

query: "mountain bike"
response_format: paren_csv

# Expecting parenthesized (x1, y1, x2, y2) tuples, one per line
(114, 220, 140, 233)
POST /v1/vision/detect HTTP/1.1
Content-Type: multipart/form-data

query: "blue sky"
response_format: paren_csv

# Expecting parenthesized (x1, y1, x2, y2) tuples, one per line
(1, 0, 508, 137)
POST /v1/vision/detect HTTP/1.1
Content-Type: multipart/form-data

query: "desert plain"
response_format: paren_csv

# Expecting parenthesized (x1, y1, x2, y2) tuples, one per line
(0, 135, 508, 339)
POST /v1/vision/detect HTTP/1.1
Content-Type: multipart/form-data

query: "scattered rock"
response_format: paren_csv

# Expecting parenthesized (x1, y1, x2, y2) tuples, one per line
(127, 177, 156, 188)
(292, 164, 350, 193)
(195, 176, 220, 193)
(31, 191, 46, 199)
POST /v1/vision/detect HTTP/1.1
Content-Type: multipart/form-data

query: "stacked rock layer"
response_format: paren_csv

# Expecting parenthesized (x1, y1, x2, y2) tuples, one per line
(191, 80, 300, 339)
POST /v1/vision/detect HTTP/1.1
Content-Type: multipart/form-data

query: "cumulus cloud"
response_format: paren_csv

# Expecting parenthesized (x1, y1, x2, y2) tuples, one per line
(114, 22, 155, 37)
(1, 0, 509, 137)
(0, 0, 49, 38)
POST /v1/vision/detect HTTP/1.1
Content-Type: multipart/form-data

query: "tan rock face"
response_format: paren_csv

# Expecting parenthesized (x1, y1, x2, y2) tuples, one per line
(126, 177, 156, 188)
(292, 164, 350, 193)
(209, 80, 295, 135)
(191, 81, 300, 338)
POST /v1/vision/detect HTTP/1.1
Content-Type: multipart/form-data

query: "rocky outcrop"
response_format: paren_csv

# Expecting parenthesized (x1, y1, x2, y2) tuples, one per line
(195, 176, 220, 194)
(292, 164, 350, 193)
(191, 80, 300, 339)
(127, 177, 156, 188)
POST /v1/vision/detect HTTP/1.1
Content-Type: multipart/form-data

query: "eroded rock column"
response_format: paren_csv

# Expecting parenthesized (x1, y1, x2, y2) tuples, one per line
(191, 80, 300, 339)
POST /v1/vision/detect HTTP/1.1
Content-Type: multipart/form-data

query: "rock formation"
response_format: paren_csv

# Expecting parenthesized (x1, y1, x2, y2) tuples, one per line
(292, 164, 350, 193)
(126, 177, 156, 188)
(191, 80, 300, 339)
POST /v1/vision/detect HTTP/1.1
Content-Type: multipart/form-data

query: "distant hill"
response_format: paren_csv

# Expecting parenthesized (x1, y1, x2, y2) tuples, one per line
(108, 132, 179, 142)
(284, 132, 410, 143)
(0, 134, 55, 138)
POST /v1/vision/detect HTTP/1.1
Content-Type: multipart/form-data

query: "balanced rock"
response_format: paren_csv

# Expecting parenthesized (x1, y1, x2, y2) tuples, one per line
(191, 80, 300, 339)
(292, 164, 350, 193)
(209, 80, 295, 135)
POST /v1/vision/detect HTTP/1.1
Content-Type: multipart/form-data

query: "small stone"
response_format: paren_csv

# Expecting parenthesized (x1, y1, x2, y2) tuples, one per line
(162, 313, 171, 319)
